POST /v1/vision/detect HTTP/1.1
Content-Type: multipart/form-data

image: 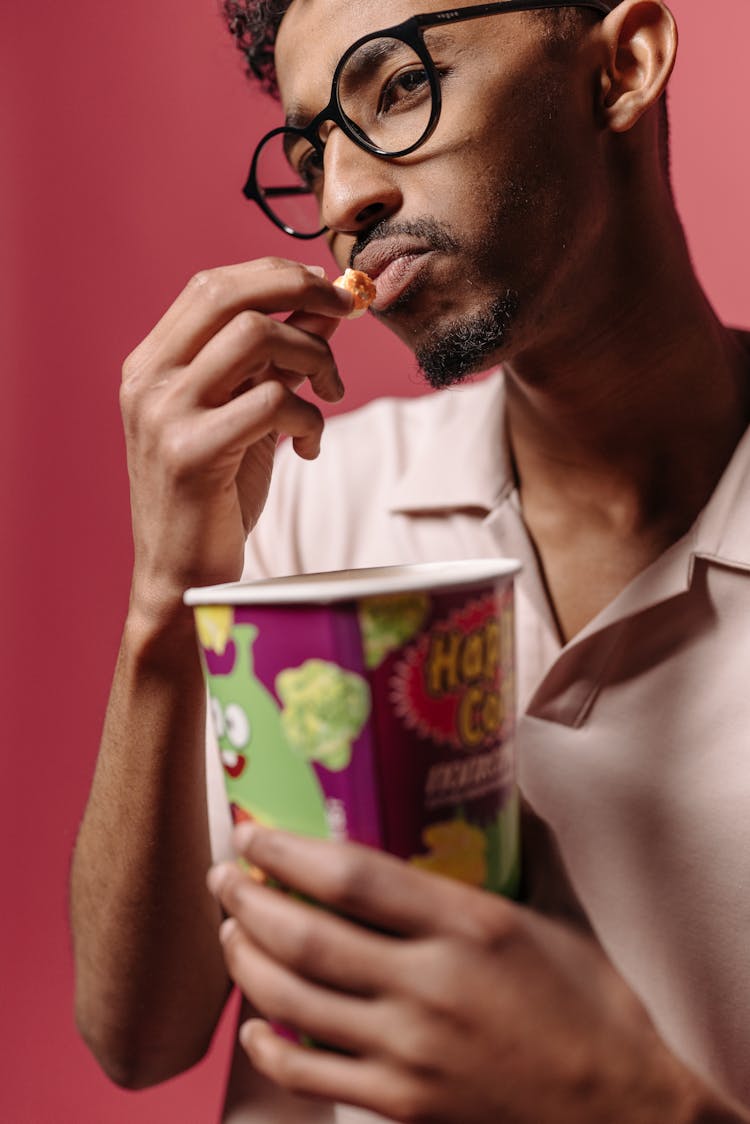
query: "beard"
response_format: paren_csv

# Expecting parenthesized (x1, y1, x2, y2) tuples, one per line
(414, 289, 519, 388)
(353, 216, 521, 391)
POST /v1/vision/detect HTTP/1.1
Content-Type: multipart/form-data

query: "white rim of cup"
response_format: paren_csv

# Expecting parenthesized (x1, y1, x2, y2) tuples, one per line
(184, 559, 521, 607)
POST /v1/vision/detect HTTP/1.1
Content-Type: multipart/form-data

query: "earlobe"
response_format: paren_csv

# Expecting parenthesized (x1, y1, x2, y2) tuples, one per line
(598, 0, 678, 133)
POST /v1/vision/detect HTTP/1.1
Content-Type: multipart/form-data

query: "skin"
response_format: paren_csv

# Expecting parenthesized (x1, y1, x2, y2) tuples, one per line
(210, 823, 747, 1123)
(213, 0, 750, 1119)
(70, 266, 355, 1085)
(70, 0, 750, 1116)
(273, 0, 750, 638)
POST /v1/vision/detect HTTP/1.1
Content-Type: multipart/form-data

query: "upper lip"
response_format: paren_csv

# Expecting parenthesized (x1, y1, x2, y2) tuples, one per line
(352, 239, 434, 280)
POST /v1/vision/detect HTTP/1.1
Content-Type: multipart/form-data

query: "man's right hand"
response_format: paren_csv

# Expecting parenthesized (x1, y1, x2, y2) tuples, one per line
(120, 257, 354, 621)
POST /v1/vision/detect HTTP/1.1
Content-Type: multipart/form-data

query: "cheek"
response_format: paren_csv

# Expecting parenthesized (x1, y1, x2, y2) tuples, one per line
(328, 232, 354, 272)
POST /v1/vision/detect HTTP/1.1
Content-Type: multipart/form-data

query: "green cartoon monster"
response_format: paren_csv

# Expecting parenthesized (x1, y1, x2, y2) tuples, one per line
(203, 620, 330, 838)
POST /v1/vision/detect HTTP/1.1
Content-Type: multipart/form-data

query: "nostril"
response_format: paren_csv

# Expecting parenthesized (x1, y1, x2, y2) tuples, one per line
(356, 201, 386, 225)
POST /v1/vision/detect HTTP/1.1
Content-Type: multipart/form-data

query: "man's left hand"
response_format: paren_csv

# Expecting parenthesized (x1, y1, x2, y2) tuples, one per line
(208, 824, 716, 1123)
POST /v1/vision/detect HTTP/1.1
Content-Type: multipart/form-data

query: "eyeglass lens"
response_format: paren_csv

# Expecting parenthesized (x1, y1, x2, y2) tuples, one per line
(255, 34, 435, 235)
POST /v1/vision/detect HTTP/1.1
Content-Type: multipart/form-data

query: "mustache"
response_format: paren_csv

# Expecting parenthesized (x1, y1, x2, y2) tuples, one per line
(349, 217, 459, 269)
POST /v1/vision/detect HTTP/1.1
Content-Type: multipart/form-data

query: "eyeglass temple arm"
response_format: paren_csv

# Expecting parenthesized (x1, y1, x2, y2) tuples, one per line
(420, 0, 613, 28)
(262, 186, 312, 197)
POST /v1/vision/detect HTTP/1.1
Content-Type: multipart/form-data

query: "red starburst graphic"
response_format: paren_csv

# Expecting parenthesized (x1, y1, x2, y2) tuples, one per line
(389, 592, 511, 750)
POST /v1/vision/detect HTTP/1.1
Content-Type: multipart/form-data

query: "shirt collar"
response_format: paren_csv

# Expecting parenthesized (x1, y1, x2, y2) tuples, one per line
(388, 369, 515, 515)
(691, 418, 750, 568)
(389, 360, 750, 569)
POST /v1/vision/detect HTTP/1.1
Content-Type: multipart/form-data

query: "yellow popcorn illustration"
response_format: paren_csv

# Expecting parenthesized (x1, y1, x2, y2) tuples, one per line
(410, 818, 488, 887)
(358, 593, 430, 669)
(195, 605, 234, 655)
(275, 659, 371, 772)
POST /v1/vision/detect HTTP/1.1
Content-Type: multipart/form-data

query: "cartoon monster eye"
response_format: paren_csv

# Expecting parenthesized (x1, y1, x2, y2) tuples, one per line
(225, 703, 251, 750)
(210, 696, 225, 739)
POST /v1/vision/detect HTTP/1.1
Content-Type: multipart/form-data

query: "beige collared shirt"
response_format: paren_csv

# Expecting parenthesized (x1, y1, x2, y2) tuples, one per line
(209, 368, 750, 1120)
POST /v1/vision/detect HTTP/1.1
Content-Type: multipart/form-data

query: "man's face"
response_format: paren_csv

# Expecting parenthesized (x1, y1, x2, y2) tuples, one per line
(274, 0, 605, 386)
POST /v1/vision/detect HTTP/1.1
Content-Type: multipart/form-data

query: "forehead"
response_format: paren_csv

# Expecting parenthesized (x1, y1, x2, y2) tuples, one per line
(274, 0, 449, 109)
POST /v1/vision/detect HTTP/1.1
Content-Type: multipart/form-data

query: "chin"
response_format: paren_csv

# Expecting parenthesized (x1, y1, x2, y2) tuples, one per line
(408, 290, 521, 389)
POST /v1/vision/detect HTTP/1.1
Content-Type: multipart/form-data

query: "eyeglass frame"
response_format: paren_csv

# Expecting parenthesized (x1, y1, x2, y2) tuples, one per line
(243, 0, 616, 239)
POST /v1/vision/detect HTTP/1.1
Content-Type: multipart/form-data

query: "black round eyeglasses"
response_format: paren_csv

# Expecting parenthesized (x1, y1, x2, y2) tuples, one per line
(243, 0, 615, 239)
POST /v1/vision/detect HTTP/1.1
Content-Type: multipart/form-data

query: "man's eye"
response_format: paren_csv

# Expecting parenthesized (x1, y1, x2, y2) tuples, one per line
(296, 147, 324, 189)
(379, 67, 430, 114)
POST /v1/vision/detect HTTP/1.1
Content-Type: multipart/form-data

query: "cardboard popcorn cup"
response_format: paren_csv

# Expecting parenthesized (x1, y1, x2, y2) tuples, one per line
(184, 559, 522, 898)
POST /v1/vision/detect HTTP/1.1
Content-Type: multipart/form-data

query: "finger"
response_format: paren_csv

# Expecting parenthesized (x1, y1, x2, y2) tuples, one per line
(229, 825, 514, 940)
(209, 863, 399, 995)
(154, 260, 354, 369)
(128, 260, 332, 364)
(183, 313, 343, 406)
(219, 917, 383, 1054)
(284, 308, 343, 343)
(240, 1018, 416, 1119)
(191, 380, 325, 465)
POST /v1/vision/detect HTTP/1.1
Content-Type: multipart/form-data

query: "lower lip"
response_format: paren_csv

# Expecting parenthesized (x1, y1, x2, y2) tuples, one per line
(371, 253, 435, 312)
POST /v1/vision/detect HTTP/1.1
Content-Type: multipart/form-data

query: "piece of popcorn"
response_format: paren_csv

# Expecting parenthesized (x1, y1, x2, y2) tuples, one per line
(333, 268, 376, 319)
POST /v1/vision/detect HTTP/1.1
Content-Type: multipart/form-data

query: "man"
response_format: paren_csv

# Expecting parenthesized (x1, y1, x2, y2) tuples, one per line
(70, 0, 750, 1121)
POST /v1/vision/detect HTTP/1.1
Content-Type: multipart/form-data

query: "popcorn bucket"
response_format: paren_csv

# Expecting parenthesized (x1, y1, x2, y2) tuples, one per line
(185, 559, 522, 897)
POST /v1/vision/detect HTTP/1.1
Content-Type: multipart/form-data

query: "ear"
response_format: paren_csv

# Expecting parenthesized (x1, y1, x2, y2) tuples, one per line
(597, 0, 678, 133)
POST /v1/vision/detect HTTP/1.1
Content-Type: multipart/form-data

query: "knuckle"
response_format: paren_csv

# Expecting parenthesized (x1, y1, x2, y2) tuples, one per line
(160, 423, 195, 477)
(189, 268, 213, 291)
(118, 375, 140, 418)
(386, 1079, 435, 1124)
(191, 269, 227, 308)
(392, 1013, 442, 1070)
(411, 939, 465, 1014)
(270, 1044, 308, 1095)
(121, 350, 139, 382)
(233, 309, 270, 349)
(120, 346, 152, 395)
(137, 393, 169, 441)
(304, 401, 325, 437)
(255, 378, 287, 415)
(322, 850, 369, 909)
(120, 381, 167, 441)
(452, 896, 515, 947)
(480, 903, 521, 949)
(286, 263, 318, 298)
(280, 919, 324, 972)
(259, 255, 297, 274)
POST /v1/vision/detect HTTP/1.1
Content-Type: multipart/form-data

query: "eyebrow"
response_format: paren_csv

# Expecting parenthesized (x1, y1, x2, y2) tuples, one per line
(340, 36, 410, 86)
(284, 104, 313, 130)
(282, 35, 416, 130)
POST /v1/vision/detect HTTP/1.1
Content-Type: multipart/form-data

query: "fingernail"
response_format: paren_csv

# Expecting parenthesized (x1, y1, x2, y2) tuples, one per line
(304, 264, 326, 277)
(207, 862, 231, 895)
(234, 822, 257, 852)
(219, 917, 238, 944)
(334, 287, 355, 308)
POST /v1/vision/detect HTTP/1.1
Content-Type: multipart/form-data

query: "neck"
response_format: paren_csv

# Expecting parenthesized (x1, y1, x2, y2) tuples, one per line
(503, 208, 750, 540)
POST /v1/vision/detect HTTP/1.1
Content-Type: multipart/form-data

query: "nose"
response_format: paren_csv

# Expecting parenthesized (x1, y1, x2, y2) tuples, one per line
(319, 127, 402, 237)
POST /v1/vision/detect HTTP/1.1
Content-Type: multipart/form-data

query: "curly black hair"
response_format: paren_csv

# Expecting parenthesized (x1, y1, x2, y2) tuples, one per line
(221, 3, 625, 98)
(220, 0, 671, 180)
(222, 0, 292, 97)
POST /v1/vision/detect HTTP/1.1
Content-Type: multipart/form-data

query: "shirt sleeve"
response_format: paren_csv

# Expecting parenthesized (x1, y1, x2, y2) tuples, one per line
(206, 439, 302, 863)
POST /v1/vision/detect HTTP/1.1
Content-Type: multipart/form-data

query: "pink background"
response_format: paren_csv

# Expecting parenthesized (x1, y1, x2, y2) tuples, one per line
(3, 2, 748, 1120)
